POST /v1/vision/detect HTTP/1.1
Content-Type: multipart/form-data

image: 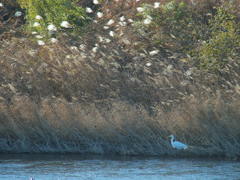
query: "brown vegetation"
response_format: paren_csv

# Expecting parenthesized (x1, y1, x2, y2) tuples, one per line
(0, 0, 240, 159)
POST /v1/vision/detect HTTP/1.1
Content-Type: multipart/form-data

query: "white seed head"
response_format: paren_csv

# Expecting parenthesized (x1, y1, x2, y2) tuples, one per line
(128, 19, 134, 23)
(154, 2, 161, 8)
(47, 24, 57, 31)
(86, 7, 93, 13)
(35, 35, 43, 39)
(33, 22, 40, 27)
(79, 44, 86, 50)
(185, 70, 192, 76)
(50, 38, 58, 43)
(15, 11, 22, 17)
(0, 3, 4, 7)
(119, 16, 125, 22)
(97, 12, 104, 18)
(119, 22, 127, 26)
(106, 19, 115, 26)
(146, 62, 152, 67)
(103, 26, 110, 30)
(105, 38, 111, 43)
(93, 0, 99, 5)
(149, 50, 159, 56)
(98, 36, 104, 42)
(70, 46, 78, 51)
(144, 18, 152, 25)
(60, 21, 71, 28)
(92, 47, 98, 53)
(109, 31, 115, 37)
(137, 7, 144, 12)
(35, 15, 43, 20)
(37, 40, 45, 46)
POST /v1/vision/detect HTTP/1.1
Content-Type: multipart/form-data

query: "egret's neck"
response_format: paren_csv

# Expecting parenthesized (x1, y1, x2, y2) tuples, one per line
(170, 137, 174, 145)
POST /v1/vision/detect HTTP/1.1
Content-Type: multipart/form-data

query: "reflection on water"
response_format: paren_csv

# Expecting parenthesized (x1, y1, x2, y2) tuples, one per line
(0, 154, 239, 180)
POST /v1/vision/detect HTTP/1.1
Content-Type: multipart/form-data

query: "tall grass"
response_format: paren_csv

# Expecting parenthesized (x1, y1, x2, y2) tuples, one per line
(0, 95, 240, 158)
(0, 0, 240, 159)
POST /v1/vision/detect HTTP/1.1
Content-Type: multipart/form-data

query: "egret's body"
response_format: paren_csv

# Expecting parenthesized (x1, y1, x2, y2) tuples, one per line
(169, 135, 188, 150)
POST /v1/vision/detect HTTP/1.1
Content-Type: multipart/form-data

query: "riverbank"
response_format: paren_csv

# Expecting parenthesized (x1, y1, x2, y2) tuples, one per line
(0, 0, 240, 159)
(0, 95, 240, 159)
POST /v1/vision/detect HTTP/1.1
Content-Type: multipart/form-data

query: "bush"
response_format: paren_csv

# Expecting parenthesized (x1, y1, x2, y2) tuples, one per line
(134, 0, 240, 73)
(197, 6, 240, 72)
(17, 0, 88, 38)
(134, 1, 208, 53)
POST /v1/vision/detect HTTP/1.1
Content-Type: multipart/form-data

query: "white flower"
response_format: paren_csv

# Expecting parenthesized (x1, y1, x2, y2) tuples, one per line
(136, 7, 144, 12)
(50, 38, 58, 43)
(146, 62, 152, 67)
(35, 35, 43, 39)
(149, 50, 159, 56)
(60, 21, 71, 28)
(103, 26, 110, 30)
(106, 19, 115, 26)
(93, 0, 99, 4)
(15, 11, 22, 17)
(154, 2, 160, 8)
(136, 0, 141, 2)
(97, 12, 104, 18)
(35, 15, 43, 20)
(37, 40, 45, 46)
(31, 31, 38, 35)
(144, 18, 152, 25)
(47, 24, 57, 31)
(0, 3, 3, 7)
(119, 16, 125, 21)
(33, 22, 40, 27)
(109, 31, 115, 37)
(86, 7, 93, 13)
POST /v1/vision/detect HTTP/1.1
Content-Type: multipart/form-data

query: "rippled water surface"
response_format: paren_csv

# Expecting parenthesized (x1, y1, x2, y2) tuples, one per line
(0, 154, 239, 180)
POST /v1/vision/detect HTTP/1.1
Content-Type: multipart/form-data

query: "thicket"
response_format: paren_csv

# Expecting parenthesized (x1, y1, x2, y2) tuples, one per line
(135, 0, 240, 72)
(0, 0, 240, 158)
(16, 0, 88, 38)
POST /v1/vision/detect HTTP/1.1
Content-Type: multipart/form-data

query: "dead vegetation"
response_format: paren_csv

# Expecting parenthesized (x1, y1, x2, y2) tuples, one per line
(0, 0, 240, 159)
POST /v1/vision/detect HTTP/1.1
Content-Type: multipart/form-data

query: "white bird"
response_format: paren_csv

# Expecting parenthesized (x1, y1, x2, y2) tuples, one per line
(169, 135, 188, 150)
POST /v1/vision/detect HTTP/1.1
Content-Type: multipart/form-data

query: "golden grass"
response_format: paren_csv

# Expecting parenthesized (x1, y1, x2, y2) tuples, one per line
(0, 0, 240, 159)
(0, 95, 239, 158)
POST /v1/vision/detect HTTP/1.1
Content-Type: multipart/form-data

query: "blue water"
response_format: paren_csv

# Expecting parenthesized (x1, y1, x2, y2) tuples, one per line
(0, 154, 239, 180)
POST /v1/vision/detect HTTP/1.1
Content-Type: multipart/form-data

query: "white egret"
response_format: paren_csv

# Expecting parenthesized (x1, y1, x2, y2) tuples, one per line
(169, 135, 188, 150)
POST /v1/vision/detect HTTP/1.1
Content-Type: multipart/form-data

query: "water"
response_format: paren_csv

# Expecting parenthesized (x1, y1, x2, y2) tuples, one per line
(0, 154, 239, 180)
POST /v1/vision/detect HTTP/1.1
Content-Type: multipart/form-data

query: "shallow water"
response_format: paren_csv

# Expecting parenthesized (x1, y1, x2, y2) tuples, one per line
(0, 154, 239, 180)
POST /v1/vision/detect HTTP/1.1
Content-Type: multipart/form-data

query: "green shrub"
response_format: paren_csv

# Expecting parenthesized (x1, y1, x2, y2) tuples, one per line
(197, 6, 240, 72)
(17, 0, 88, 38)
(135, 1, 240, 73)
(134, 1, 208, 53)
